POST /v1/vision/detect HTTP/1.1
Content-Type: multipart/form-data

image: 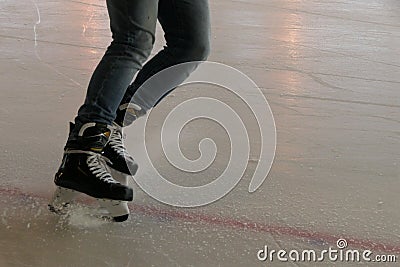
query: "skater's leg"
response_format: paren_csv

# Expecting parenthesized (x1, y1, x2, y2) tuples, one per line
(114, 0, 211, 126)
(103, 0, 211, 177)
(73, 0, 159, 132)
(52, 0, 160, 221)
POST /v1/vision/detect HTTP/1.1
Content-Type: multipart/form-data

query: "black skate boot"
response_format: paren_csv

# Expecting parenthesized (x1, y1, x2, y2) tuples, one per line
(103, 102, 144, 176)
(102, 123, 139, 177)
(49, 122, 134, 222)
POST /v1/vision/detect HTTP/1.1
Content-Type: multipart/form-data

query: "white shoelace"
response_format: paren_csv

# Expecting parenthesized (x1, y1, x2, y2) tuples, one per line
(65, 149, 118, 184)
(108, 127, 127, 157)
(86, 153, 118, 184)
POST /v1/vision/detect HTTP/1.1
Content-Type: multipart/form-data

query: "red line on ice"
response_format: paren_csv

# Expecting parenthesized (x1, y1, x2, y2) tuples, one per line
(1, 186, 399, 254)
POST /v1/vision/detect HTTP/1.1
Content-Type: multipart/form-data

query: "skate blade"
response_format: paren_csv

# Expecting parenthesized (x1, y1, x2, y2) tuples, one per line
(97, 199, 130, 222)
(49, 187, 130, 222)
(98, 169, 132, 222)
(48, 187, 78, 214)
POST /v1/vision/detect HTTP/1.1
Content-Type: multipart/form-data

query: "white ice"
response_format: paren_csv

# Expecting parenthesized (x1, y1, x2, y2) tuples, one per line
(0, 0, 399, 266)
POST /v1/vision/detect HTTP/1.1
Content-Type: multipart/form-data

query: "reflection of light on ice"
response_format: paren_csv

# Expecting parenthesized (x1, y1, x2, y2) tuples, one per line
(82, 11, 95, 36)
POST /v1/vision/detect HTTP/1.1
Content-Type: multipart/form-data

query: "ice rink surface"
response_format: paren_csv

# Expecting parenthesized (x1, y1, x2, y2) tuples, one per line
(1, 0, 399, 266)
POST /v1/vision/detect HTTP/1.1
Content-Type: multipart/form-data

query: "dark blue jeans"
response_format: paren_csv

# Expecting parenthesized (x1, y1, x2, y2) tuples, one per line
(73, 0, 210, 133)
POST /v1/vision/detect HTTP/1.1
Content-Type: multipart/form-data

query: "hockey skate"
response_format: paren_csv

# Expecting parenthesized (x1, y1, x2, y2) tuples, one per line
(49, 122, 134, 222)
(103, 122, 138, 176)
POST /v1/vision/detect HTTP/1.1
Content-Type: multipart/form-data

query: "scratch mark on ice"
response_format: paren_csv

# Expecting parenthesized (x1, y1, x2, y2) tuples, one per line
(29, 0, 83, 88)
(30, 0, 40, 48)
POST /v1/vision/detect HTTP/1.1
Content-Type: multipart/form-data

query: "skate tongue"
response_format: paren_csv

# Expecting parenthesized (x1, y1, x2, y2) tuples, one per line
(75, 122, 113, 152)
(78, 122, 111, 137)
